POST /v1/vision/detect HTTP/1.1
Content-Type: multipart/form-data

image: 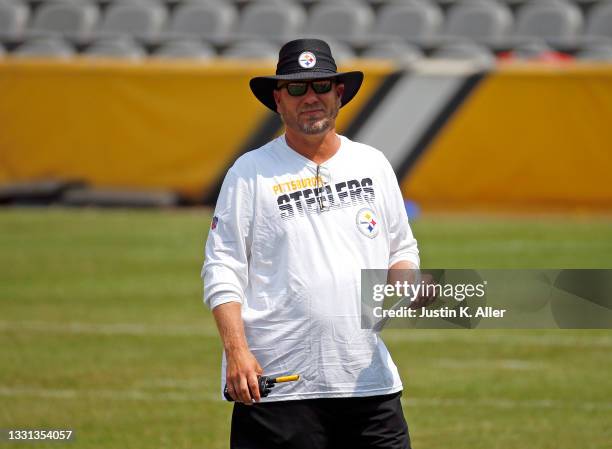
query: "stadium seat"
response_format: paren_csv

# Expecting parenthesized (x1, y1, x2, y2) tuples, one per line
(102, 0, 166, 4)
(585, 1, 612, 41)
(514, 0, 583, 47)
(13, 37, 75, 58)
(475, 0, 592, 4)
(303, 2, 374, 45)
(361, 0, 391, 5)
(222, 39, 278, 59)
(502, 0, 595, 6)
(576, 42, 612, 60)
(361, 40, 424, 63)
(297, 0, 364, 4)
(166, 0, 237, 44)
(443, 0, 513, 47)
(370, 0, 443, 46)
(27, 1, 100, 43)
(313, 0, 366, 2)
(153, 39, 216, 59)
(325, 39, 356, 62)
(84, 36, 146, 59)
(431, 41, 496, 64)
(0, 0, 29, 42)
(234, 1, 306, 43)
(567, 0, 604, 4)
(94, 1, 167, 42)
(501, 40, 569, 60)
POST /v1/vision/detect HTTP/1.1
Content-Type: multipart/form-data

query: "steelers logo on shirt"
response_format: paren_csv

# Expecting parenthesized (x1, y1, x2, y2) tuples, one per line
(356, 208, 379, 238)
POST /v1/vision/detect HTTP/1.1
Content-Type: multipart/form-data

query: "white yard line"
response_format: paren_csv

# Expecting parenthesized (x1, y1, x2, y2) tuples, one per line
(433, 358, 542, 371)
(1, 321, 610, 348)
(402, 397, 612, 411)
(0, 320, 217, 338)
(0, 386, 610, 411)
(0, 386, 218, 403)
(382, 331, 612, 348)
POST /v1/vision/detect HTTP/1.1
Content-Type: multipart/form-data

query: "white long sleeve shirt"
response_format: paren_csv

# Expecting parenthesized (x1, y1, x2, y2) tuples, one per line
(202, 134, 419, 401)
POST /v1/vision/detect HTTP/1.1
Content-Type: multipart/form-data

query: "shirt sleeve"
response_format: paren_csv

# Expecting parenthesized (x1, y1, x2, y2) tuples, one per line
(201, 164, 254, 310)
(381, 156, 420, 269)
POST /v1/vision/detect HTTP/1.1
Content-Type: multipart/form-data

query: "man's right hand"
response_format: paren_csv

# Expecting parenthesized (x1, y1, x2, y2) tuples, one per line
(212, 301, 264, 405)
(225, 348, 263, 404)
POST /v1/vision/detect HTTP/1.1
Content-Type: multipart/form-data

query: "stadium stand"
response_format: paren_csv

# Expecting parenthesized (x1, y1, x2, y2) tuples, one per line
(0, 0, 29, 43)
(361, 40, 424, 63)
(233, 0, 306, 43)
(153, 38, 216, 59)
(84, 36, 146, 59)
(442, 0, 513, 47)
(221, 39, 278, 58)
(1, 0, 612, 59)
(26, 1, 99, 43)
(296, 0, 365, 5)
(13, 37, 75, 58)
(324, 38, 357, 61)
(584, 1, 612, 40)
(2, 1, 612, 212)
(576, 42, 612, 59)
(303, 1, 375, 45)
(431, 40, 496, 63)
(93, 0, 167, 42)
(221, 36, 357, 62)
(513, 0, 584, 48)
(369, 0, 444, 46)
(501, 40, 561, 60)
(164, 0, 237, 44)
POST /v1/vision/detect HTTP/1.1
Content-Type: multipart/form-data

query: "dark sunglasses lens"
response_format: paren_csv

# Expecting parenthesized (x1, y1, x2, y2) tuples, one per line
(312, 80, 332, 94)
(287, 83, 308, 96)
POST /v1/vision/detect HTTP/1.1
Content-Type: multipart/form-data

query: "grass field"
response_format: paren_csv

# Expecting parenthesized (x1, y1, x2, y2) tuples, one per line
(1, 208, 611, 449)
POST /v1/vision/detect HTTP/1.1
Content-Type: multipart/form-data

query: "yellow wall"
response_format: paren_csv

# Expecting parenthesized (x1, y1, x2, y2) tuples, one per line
(0, 59, 392, 200)
(401, 64, 612, 212)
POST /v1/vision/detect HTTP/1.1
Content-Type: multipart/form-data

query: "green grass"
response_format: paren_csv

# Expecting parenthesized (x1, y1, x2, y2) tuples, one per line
(0, 208, 611, 449)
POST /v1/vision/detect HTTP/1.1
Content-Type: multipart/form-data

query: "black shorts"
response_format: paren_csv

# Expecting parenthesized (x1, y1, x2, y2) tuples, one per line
(230, 391, 411, 449)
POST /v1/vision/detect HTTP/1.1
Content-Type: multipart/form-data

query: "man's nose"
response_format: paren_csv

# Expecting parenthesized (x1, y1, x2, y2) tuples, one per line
(302, 84, 320, 103)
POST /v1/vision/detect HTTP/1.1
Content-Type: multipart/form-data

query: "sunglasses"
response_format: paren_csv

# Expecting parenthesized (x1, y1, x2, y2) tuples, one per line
(276, 79, 334, 97)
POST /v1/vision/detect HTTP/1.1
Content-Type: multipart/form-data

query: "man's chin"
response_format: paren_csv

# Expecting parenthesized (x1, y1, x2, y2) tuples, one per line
(299, 119, 331, 135)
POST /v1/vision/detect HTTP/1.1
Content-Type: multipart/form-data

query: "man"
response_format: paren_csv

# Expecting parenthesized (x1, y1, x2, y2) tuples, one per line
(202, 39, 428, 449)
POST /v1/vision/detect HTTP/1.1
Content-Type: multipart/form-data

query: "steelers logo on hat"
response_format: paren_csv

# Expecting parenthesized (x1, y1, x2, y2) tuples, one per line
(356, 208, 380, 238)
(298, 51, 316, 69)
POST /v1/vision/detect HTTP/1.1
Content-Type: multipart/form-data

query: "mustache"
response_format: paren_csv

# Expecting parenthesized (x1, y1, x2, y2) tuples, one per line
(299, 105, 325, 113)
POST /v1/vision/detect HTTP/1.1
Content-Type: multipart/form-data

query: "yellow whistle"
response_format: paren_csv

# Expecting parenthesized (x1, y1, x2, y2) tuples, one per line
(273, 374, 300, 383)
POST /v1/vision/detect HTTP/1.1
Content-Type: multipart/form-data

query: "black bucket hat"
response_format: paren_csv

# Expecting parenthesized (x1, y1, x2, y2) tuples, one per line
(249, 39, 364, 113)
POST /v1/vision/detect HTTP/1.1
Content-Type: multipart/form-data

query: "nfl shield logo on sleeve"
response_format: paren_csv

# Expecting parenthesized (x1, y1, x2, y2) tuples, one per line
(211, 216, 218, 230)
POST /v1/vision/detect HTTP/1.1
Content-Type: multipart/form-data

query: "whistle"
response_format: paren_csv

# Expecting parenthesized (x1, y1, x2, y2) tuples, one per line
(223, 374, 300, 401)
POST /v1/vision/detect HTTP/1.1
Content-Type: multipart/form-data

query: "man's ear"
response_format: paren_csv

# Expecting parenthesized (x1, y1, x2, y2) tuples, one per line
(336, 83, 345, 101)
(336, 83, 345, 106)
(273, 89, 282, 109)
